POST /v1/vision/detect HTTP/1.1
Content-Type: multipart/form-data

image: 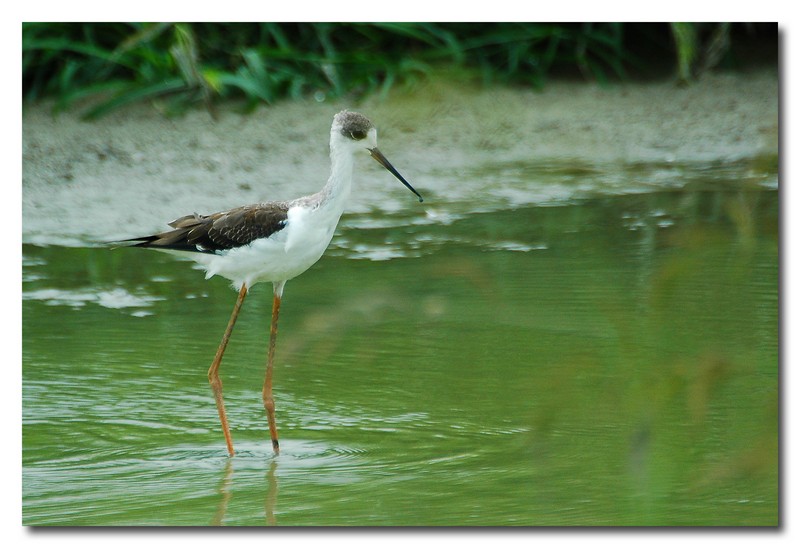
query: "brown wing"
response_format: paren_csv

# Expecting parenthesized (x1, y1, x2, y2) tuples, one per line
(126, 202, 289, 254)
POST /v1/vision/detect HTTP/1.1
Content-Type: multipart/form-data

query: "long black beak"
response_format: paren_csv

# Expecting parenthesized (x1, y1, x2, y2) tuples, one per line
(369, 148, 423, 203)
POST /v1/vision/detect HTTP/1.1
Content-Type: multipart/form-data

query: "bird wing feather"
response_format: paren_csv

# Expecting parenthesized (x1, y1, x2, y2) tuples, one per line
(126, 203, 289, 254)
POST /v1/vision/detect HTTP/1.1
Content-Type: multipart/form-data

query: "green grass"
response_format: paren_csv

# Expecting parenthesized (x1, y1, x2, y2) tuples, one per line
(22, 22, 772, 118)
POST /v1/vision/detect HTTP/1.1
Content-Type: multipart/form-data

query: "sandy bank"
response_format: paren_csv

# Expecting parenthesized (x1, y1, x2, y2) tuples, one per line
(22, 68, 778, 246)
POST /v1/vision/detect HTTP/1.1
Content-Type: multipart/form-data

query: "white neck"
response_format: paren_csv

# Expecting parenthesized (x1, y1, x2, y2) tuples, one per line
(316, 142, 355, 214)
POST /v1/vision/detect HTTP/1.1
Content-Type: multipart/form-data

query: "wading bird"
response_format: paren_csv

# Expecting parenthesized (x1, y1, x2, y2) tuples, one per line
(122, 111, 423, 456)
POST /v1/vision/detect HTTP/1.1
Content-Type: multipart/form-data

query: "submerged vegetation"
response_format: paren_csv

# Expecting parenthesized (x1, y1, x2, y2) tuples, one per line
(22, 22, 775, 118)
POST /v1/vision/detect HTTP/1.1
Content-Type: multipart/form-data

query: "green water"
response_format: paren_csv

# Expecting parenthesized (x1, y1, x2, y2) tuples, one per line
(22, 166, 778, 526)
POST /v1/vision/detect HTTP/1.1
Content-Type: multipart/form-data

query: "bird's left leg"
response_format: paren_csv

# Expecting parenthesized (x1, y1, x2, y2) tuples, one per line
(263, 280, 285, 454)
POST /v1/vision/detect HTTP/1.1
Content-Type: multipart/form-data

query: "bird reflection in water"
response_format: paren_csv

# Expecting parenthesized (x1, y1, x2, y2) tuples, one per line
(211, 459, 278, 526)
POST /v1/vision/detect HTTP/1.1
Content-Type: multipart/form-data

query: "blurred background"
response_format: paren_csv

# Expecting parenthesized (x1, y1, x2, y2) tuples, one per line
(23, 23, 777, 117)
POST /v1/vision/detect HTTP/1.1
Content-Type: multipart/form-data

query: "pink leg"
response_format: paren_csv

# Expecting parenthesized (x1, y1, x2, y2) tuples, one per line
(263, 281, 284, 454)
(208, 284, 248, 457)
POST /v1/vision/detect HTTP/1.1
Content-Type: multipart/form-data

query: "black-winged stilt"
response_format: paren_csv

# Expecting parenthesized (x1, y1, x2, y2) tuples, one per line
(121, 111, 423, 456)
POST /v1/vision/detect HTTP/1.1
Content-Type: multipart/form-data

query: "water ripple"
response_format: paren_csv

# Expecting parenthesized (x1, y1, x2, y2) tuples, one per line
(23, 286, 164, 315)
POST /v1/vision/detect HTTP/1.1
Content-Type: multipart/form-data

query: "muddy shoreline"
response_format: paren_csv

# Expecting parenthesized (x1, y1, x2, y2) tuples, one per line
(22, 68, 778, 246)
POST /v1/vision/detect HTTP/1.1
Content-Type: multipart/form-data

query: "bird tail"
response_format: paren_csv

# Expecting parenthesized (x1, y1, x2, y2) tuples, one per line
(106, 230, 198, 252)
(106, 213, 206, 252)
(105, 236, 155, 250)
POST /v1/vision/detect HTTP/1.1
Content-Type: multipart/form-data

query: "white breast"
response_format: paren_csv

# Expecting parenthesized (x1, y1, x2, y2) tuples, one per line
(197, 203, 342, 289)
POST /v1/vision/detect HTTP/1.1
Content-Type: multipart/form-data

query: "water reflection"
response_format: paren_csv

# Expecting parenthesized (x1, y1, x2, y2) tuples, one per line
(265, 461, 278, 526)
(23, 178, 778, 525)
(211, 460, 233, 526)
(211, 460, 278, 526)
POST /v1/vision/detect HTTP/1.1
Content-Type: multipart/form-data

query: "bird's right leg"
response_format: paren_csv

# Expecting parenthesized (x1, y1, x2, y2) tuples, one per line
(208, 284, 248, 457)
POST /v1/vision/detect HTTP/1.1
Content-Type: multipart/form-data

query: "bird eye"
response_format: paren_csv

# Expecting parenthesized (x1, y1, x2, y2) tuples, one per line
(349, 130, 367, 140)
